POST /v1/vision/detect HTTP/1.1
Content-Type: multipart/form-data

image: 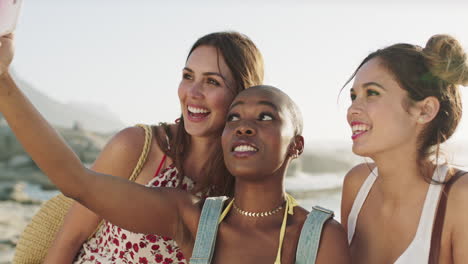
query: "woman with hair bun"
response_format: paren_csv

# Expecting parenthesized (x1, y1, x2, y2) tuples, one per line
(341, 34, 468, 263)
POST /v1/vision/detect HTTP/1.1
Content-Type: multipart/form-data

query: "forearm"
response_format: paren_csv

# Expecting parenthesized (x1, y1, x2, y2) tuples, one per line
(0, 72, 86, 198)
(44, 202, 102, 264)
(44, 237, 84, 264)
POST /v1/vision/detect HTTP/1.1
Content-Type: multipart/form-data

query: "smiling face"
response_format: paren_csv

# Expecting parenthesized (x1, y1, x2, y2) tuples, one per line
(222, 86, 302, 180)
(347, 58, 421, 157)
(178, 45, 237, 138)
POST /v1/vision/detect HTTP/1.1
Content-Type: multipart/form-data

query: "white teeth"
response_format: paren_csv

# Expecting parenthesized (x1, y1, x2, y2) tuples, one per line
(234, 145, 257, 152)
(188, 106, 209, 114)
(351, 124, 370, 134)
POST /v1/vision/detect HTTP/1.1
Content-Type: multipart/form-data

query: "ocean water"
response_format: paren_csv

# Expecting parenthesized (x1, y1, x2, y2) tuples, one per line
(17, 183, 59, 201)
(15, 146, 468, 224)
(285, 171, 344, 221)
(20, 172, 344, 201)
(11, 171, 345, 227)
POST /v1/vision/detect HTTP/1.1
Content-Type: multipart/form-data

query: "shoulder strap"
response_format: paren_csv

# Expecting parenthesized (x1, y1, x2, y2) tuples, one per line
(429, 170, 467, 264)
(347, 167, 378, 244)
(295, 206, 334, 264)
(190, 196, 229, 264)
(129, 124, 153, 181)
(87, 124, 152, 240)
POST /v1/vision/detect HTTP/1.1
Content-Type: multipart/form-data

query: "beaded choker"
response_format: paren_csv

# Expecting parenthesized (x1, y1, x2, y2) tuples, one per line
(233, 201, 285, 217)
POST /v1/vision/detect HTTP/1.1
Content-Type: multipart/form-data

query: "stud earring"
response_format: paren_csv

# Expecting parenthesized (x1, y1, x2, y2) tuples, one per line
(418, 117, 425, 124)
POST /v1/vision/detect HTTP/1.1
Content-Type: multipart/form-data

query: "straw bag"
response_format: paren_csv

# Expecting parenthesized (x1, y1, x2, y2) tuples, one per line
(13, 124, 153, 264)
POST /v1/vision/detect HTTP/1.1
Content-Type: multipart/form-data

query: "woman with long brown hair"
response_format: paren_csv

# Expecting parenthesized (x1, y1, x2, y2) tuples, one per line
(0, 63, 351, 262)
(1, 31, 264, 263)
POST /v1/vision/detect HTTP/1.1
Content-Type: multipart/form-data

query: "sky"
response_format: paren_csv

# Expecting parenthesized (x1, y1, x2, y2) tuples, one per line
(8, 0, 468, 148)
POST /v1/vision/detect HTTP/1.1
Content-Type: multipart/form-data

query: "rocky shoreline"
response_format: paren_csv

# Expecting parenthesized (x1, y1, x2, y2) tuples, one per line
(0, 124, 113, 188)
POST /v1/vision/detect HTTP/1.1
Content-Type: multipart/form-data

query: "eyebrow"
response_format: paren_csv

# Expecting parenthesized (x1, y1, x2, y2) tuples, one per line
(350, 81, 386, 93)
(229, 101, 244, 110)
(363, 81, 386, 90)
(258, 100, 278, 111)
(183, 67, 227, 81)
(229, 100, 279, 111)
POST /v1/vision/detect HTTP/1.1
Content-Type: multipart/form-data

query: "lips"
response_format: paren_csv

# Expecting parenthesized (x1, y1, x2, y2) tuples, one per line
(187, 105, 211, 121)
(350, 121, 371, 140)
(231, 141, 258, 158)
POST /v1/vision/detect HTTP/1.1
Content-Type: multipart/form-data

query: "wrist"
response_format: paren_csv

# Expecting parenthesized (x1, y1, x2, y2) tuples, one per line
(0, 69, 11, 80)
(0, 70, 15, 97)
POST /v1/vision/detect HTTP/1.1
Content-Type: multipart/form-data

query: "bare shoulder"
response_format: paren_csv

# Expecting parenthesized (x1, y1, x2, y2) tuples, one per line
(316, 219, 351, 264)
(445, 169, 468, 224)
(343, 162, 375, 191)
(444, 169, 468, 261)
(108, 126, 147, 152)
(341, 162, 375, 226)
(322, 219, 347, 244)
(91, 126, 151, 178)
(446, 168, 468, 210)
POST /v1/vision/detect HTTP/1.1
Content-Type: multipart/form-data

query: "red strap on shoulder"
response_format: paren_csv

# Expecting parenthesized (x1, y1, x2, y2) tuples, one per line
(154, 155, 167, 178)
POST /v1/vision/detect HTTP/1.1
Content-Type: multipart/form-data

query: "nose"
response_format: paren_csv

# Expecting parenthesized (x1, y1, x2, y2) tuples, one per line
(188, 81, 204, 99)
(235, 122, 256, 137)
(347, 98, 364, 117)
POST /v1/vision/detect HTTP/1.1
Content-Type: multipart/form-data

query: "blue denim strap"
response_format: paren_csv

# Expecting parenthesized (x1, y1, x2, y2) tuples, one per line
(190, 196, 228, 264)
(295, 206, 334, 264)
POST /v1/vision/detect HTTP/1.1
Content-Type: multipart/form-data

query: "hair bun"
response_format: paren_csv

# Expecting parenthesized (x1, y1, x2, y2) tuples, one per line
(422, 34, 468, 86)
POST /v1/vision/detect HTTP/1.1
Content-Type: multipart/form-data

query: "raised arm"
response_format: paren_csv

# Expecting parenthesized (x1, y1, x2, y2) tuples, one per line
(0, 34, 194, 238)
(45, 126, 159, 263)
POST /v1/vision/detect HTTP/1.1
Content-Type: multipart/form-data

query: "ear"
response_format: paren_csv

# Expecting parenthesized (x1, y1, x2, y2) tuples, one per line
(415, 96, 440, 125)
(288, 135, 304, 159)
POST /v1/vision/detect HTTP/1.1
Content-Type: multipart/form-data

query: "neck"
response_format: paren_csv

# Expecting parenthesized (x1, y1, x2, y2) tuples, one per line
(231, 168, 287, 218)
(371, 143, 433, 202)
(224, 160, 294, 228)
(184, 133, 220, 181)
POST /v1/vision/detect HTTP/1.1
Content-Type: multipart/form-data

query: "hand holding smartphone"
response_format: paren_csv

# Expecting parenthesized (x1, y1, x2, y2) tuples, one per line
(0, 0, 23, 37)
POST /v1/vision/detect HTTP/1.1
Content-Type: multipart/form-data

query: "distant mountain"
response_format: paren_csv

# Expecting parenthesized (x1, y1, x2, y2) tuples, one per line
(9, 73, 125, 133)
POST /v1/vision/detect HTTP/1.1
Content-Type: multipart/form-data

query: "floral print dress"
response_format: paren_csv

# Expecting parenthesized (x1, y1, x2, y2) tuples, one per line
(74, 163, 195, 264)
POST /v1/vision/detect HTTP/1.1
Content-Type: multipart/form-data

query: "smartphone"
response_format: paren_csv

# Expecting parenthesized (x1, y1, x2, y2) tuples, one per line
(0, 0, 23, 37)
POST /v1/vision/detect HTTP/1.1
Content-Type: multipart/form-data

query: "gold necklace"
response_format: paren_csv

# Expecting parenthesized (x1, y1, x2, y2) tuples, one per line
(232, 200, 285, 217)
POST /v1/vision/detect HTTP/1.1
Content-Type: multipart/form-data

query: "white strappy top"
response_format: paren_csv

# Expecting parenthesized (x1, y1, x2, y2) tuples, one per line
(347, 164, 449, 263)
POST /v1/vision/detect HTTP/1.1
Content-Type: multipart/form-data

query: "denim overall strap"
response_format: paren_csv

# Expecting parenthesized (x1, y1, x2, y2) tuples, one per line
(295, 206, 334, 264)
(190, 196, 229, 264)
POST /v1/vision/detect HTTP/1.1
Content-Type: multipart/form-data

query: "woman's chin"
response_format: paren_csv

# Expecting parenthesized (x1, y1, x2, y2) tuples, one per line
(352, 145, 373, 158)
